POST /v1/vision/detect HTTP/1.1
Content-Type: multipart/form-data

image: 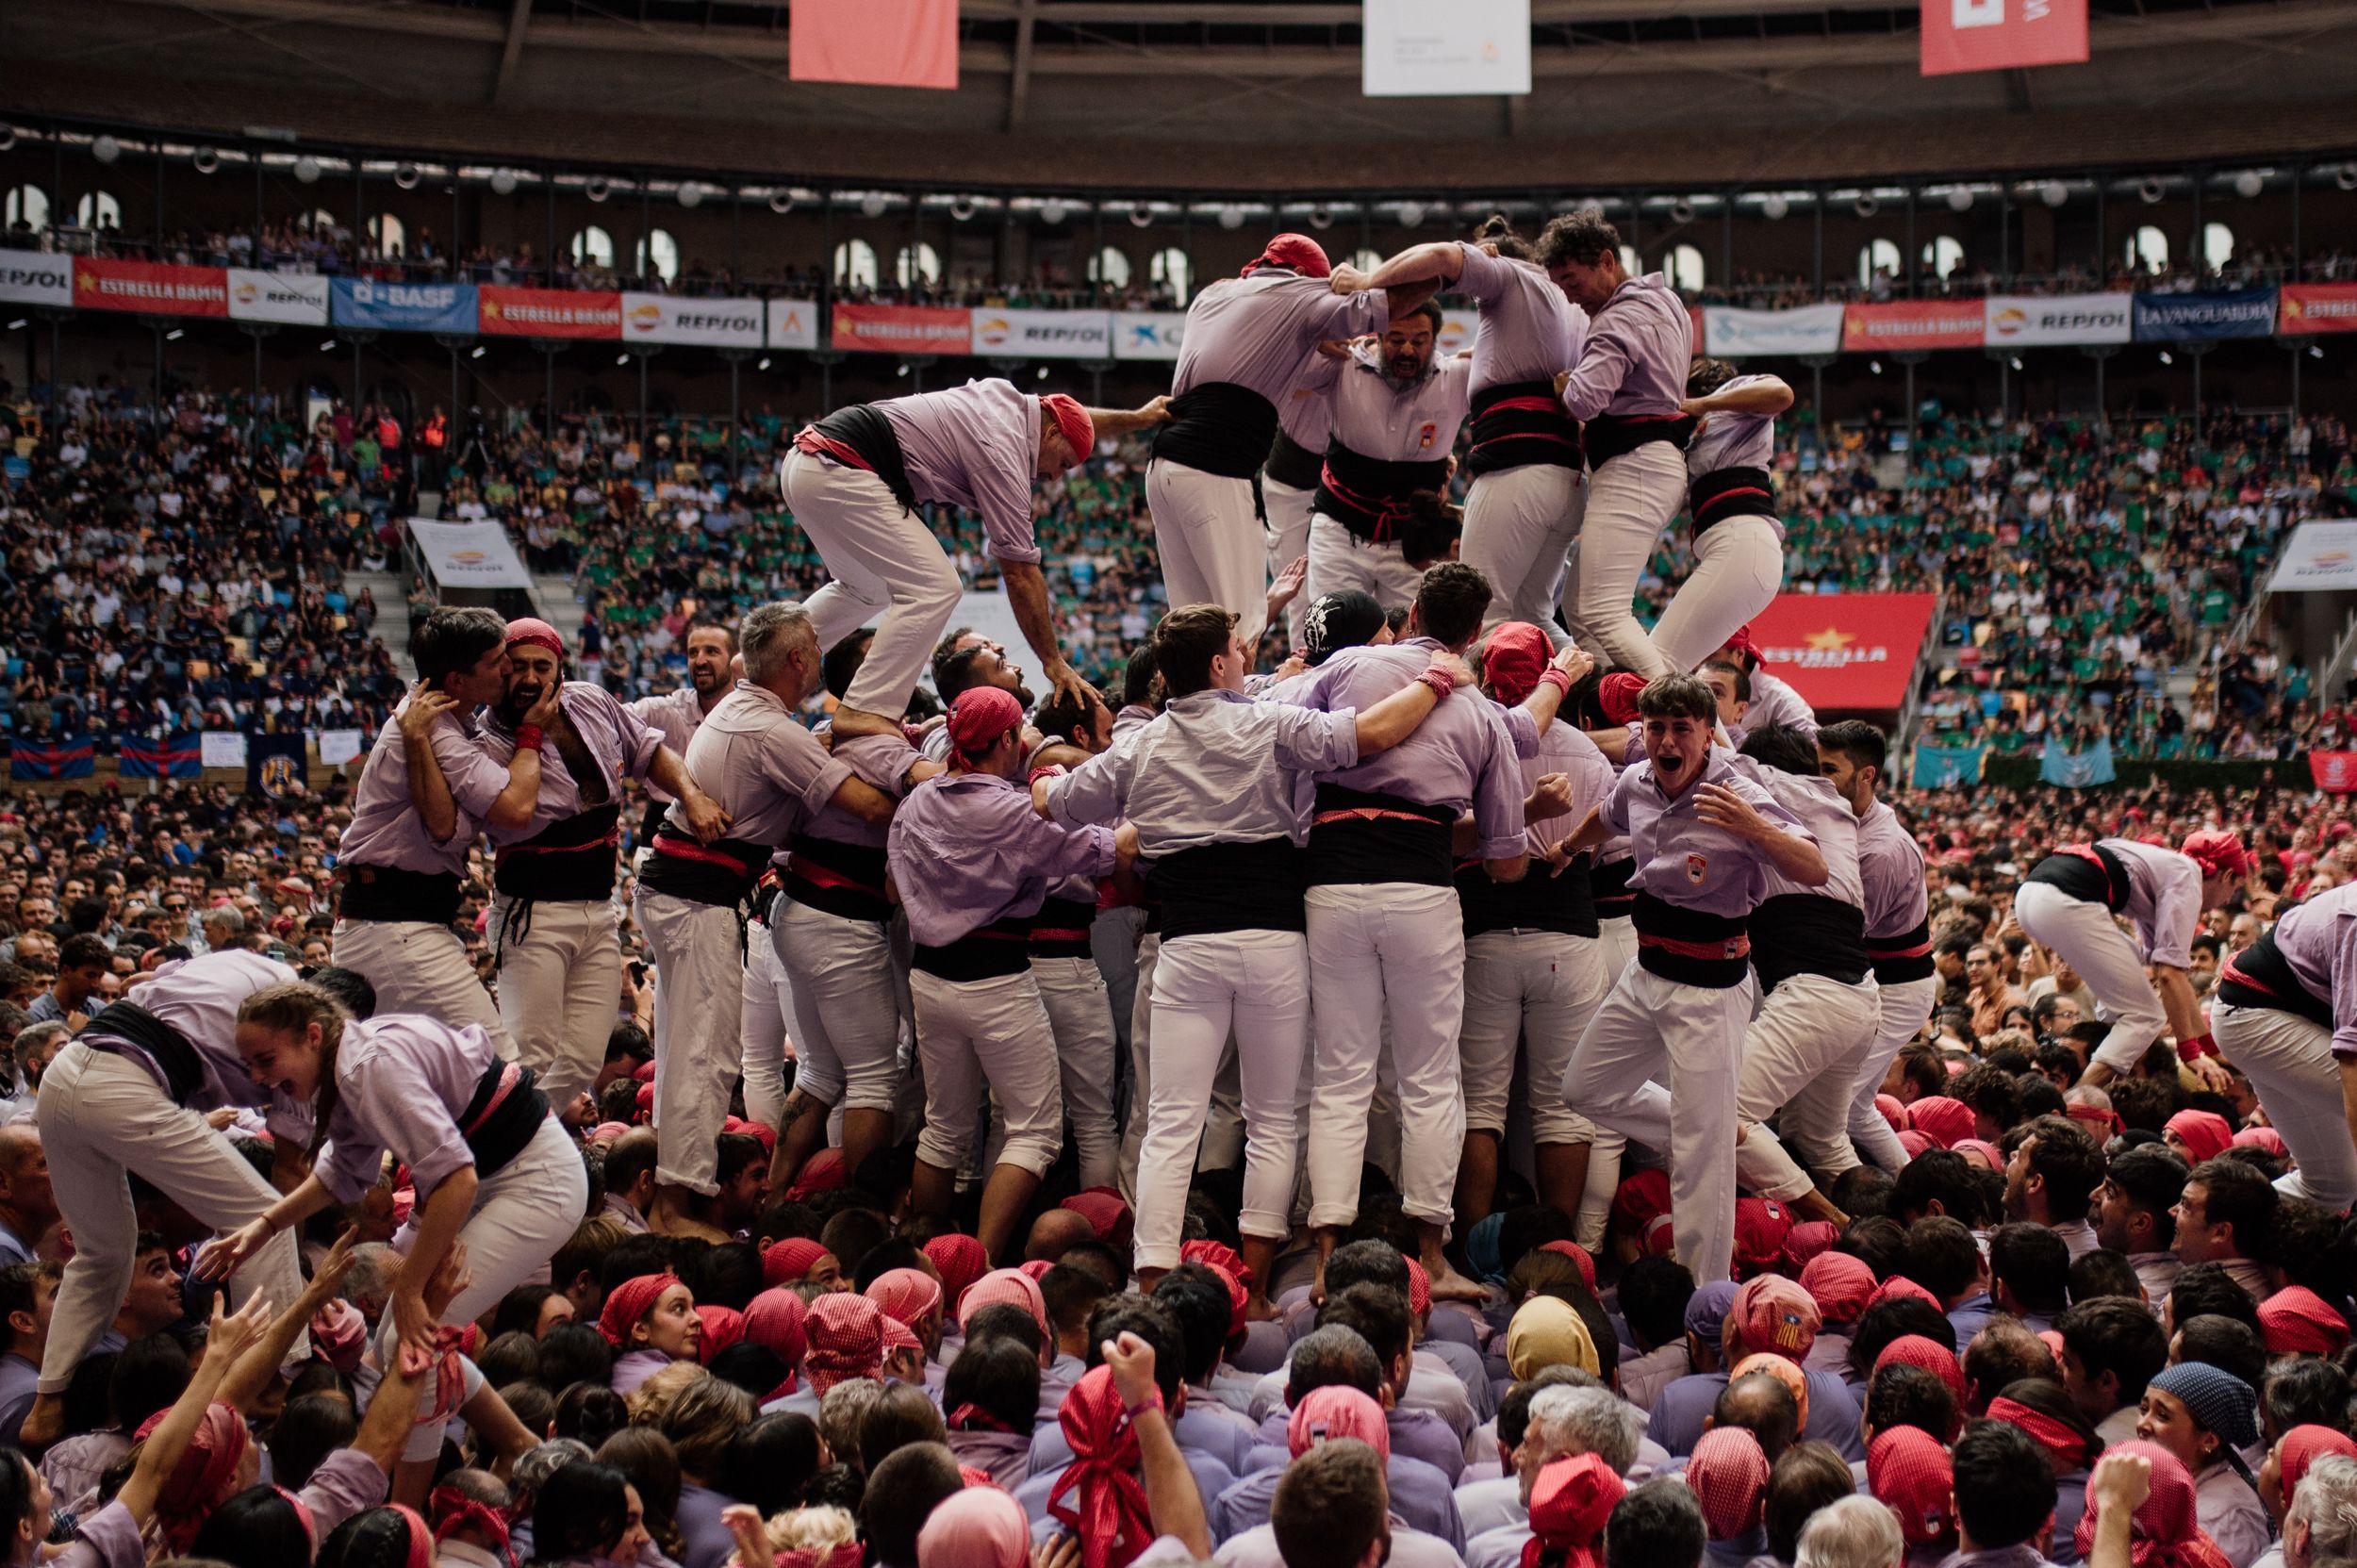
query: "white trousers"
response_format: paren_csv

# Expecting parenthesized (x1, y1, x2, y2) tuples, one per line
(1147, 459, 1269, 650)
(2013, 883, 2167, 1077)
(773, 902, 904, 1114)
(2213, 1000, 2357, 1208)
(738, 915, 795, 1133)
(1264, 476, 1317, 650)
(783, 446, 963, 718)
(1459, 929, 1613, 1147)
(909, 968, 1064, 1179)
(1597, 915, 1638, 978)
(1035, 955, 1122, 1192)
(1849, 975, 1937, 1173)
(1734, 973, 1881, 1201)
(635, 888, 744, 1195)
(1306, 884, 1467, 1230)
(490, 896, 621, 1114)
(1305, 514, 1427, 612)
(1462, 466, 1588, 642)
(1649, 517, 1785, 678)
(1562, 958, 1756, 1284)
(1559, 444, 1690, 678)
(1118, 933, 1161, 1202)
(331, 917, 513, 1060)
(1135, 932, 1310, 1270)
(38, 1044, 307, 1394)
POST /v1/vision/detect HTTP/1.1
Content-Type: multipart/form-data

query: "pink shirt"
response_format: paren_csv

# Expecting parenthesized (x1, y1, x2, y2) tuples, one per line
(1857, 800, 1929, 945)
(1453, 242, 1588, 394)
(668, 683, 854, 849)
(877, 378, 1045, 564)
(340, 695, 514, 876)
(625, 685, 710, 804)
(310, 1015, 505, 1204)
(100, 949, 299, 1110)
(477, 682, 665, 845)
(1306, 346, 1474, 463)
(885, 772, 1117, 948)
(2093, 837, 2204, 969)
(1557, 272, 1692, 421)
(1173, 271, 1391, 404)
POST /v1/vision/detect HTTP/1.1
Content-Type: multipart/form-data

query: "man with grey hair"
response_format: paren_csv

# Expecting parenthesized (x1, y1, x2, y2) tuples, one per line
(1463, 1384, 1643, 1568)
(634, 602, 898, 1237)
(2288, 1452, 2357, 1568)
(506, 1438, 593, 1561)
(1794, 1494, 1904, 1568)
(195, 903, 244, 956)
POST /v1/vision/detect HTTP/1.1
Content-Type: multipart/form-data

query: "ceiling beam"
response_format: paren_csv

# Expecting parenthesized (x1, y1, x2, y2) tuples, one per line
(1007, 0, 1039, 131)
(493, 0, 533, 103)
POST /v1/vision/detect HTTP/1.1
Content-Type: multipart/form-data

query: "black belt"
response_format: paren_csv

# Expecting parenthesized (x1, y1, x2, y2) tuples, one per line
(338, 864, 463, 926)
(1750, 893, 1870, 993)
(1689, 465, 1777, 536)
(2026, 843, 2130, 913)
(1463, 380, 1583, 476)
(1457, 855, 1596, 939)
(85, 1001, 206, 1105)
(494, 801, 623, 903)
(1154, 382, 1280, 481)
(1313, 441, 1451, 544)
(1633, 892, 1752, 989)
(1306, 784, 1458, 888)
(914, 915, 1035, 982)
(458, 1060, 549, 1180)
(1591, 857, 1637, 917)
(1866, 916, 1935, 984)
(2217, 934, 2333, 1029)
(1151, 840, 1303, 941)
(1264, 428, 1326, 491)
(1584, 412, 1695, 468)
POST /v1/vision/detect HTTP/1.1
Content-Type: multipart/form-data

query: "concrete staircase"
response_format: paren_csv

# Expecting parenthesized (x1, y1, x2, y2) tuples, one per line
(351, 570, 415, 675)
(532, 572, 587, 657)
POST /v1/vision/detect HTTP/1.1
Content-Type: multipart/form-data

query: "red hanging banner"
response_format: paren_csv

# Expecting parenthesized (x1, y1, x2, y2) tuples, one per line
(1920, 0, 2088, 77)
(791, 0, 959, 89)
(74, 258, 228, 317)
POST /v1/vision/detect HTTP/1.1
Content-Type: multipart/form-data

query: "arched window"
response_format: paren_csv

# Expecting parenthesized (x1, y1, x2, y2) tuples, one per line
(1087, 246, 1131, 289)
(3, 185, 48, 234)
(2126, 225, 2169, 276)
(1618, 244, 1640, 275)
(895, 242, 941, 288)
(306, 207, 338, 235)
(636, 229, 678, 283)
(570, 225, 615, 269)
(2202, 222, 2234, 273)
(1921, 236, 1965, 282)
(1857, 239, 1902, 288)
(1149, 246, 1192, 305)
(367, 214, 404, 257)
(833, 239, 878, 289)
(76, 191, 122, 230)
(1667, 243, 1706, 292)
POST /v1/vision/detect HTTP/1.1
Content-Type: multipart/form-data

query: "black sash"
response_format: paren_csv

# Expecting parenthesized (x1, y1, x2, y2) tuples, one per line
(913, 914, 1035, 982)
(1031, 896, 1097, 959)
(1750, 893, 1871, 994)
(784, 834, 893, 924)
(635, 830, 772, 908)
(2217, 933, 2333, 1029)
(1306, 784, 1458, 888)
(338, 864, 463, 926)
(1591, 857, 1637, 919)
(1314, 441, 1452, 544)
(1464, 381, 1583, 476)
(1866, 916, 1935, 985)
(1264, 429, 1326, 491)
(85, 1001, 206, 1105)
(1152, 840, 1305, 941)
(493, 801, 623, 902)
(1689, 466, 1778, 536)
(1584, 412, 1695, 468)
(809, 404, 916, 512)
(1633, 892, 1751, 989)
(1154, 383, 1280, 480)
(458, 1060, 550, 1180)
(1457, 855, 1596, 939)
(2026, 843, 2131, 912)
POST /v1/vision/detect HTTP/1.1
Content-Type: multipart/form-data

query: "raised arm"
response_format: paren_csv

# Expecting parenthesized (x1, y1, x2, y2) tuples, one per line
(1683, 374, 1793, 417)
(396, 685, 461, 843)
(646, 746, 732, 843)
(1085, 397, 1173, 439)
(998, 558, 1098, 718)
(1365, 241, 1467, 290)
(1101, 1331, 1211, 1560)
(216, 1230, 358, 1411)
(114, 1295, 274, 1525)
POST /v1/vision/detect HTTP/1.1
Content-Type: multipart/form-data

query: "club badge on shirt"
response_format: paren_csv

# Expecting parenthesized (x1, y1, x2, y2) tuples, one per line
(1686, 852, 1707, 883)
(1417, 421, 1439, 451)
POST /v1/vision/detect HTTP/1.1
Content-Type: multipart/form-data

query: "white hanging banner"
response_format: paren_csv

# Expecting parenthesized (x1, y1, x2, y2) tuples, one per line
(407, 519, 535, 589)
(1362, 0, 1531, 96)
(316, 729, 366, 767)
(1110, 311, 1186, 361)
(1704, 304, 1846, 358)
(969, 307, 1112, 359)
(766, 298, 821, 351)
(200, 733, 249, 770)
(0, 250, 73, 308)
(225, 270, 330, 325)
(621, 293, 766, 348)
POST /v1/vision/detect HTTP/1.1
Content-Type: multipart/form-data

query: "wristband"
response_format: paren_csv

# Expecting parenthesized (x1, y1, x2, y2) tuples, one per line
(1538, 668, 1574, 698)
(1123, 1390, 1164, 1425)
(1417, 667, 1456, 701)
(2177, 1032, 2219, 1063)
(1029, 764, 1068, 785)
(513, 724, 545, 752)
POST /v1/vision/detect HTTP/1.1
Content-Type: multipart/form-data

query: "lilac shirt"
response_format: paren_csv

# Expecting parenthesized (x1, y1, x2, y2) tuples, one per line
(1214, 1456, 1464, 1549)
(1290, 638, 1525, 861)
(2089, 838, 2204, 968)
(340, 695, 513, 876)
(877, 378, 1046, 564)
(665, 682, 853, 849)
(1275, 371, 1338, 451)
(50, 1498, 143, 1568)
(1455, 242, 1588, 395)
(2250, 882, 2357, 1054)
(1307, 346, 1474, 463)
(627, 685, 714, 805)
(93, 949, 297, 1110)
(1688, 375, 1781, 474)
(1521, 719, 1617, 856)
(1857, 800, 1929, 944)
(795, 732, 924, 850)
(299, 1445, 394, 1539)
(1558, 273, 1692, 422)
(1746, 670, 1818, 737)
(1600, 749, 1813, 919)
(886, 772, 1117, 948)
(310, 1015, 506, 1204)
(1172, 271, 1391, 404)
(1723, 757, 1863, 910)
(476, 681, 664, 844)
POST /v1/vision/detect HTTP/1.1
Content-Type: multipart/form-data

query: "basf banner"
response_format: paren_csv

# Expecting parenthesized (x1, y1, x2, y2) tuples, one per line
(620, 293, 765, 348)
(332, 278, 477, 334)
(0, 250, 72, 308)
(1747, 593, 1938, 713)
(1704, 304, 1844, 358)
(969, 307, 1110, 359)
(74, 259, 227, 317)
(2267, 520, 2357, 592)
(1111, 311, 1186, 361)
(1920, 0, 2088, 77)
(226, 270, 330, 326)
(831, 303, 970, 355)
(1362, 0, 1530, 96)
(1982, 293, 2132, 346)
(766, 299, 821, 351)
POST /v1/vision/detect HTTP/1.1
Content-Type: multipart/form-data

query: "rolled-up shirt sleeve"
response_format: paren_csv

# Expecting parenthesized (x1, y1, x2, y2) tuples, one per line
(1270, 705, 1360, 774)
(2327, 914, 2357, 1060)
(341, 1043, 472, 1198)
(1558, 325, 1633, 421)
(768, 731, 856, 819)
(2142, 861, 2201, 970)
(1471, 725, 1529, 862)
(428, 718, 513, 823)
(1044, 741, 1136, 828)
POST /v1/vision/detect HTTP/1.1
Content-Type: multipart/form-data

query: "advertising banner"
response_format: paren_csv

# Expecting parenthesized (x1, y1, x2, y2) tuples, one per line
(1362, 0, 1531, 95)
(478, 287, 622, 339)
(766, 299, 821, 351)
(2267, 520, 2357, 592)
(969, 307, 1111, 359)
(1841, 301, 1986, 353)
(226, 269, 330, 326)
(74, 258, 227, 317)
(1982, 293, 2133, 346)
(1110, 311, 1186, 361)
(1705, 304, 1845, 358)
(1435, 309, 1481, 355)
(831, 303, 971, 355)
(2279, 284, 2357, 337)
(2132, 287, 2278, 341)
(1920, 0, 2088, 76)
(619, 293, 766, 348)
(331, 278, 478, 334)
(408, 519, 535, 589)
(0, 249, 72, 307)
(1746, 593, 1939, 711)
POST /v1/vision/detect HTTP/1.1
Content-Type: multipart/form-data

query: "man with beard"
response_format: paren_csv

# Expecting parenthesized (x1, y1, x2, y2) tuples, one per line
(1553, 673, 1826, 1283)
(627, 621, 736, 849)
(1298, 304, 1473, 610)
(635, 602, 899, 1237)
(338, 607, 550, 1048)
(431, 619, 727, 1114)
(781, 378, 1171, 740)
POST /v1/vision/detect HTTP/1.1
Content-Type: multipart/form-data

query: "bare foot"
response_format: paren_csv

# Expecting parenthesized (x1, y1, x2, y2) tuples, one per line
(1245, 1293, 1282, 1324)
(1426, 1263, 1491, 1303)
